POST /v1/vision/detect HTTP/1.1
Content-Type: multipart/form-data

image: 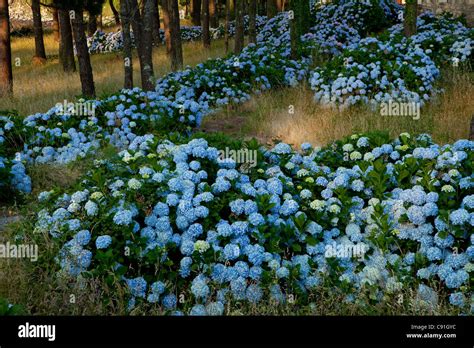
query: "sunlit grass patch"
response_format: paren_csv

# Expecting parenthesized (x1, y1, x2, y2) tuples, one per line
(202, 70, 474, 147)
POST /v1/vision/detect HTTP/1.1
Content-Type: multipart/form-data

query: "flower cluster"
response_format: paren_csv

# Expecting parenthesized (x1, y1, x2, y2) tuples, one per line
(304, 0, 401, 56)
(34, 132, 473, 315)
(309, 37, 440, 107)
(0, 116, 31, 194)
(388, 12, 474, 66)
(308, 5, 472, 108)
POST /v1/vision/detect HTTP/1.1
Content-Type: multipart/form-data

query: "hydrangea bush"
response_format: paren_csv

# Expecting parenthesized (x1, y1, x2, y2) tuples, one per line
(309, 3, 472, 108)
(309, 37, 440, 107)
(387, 12, 474, 67)
(33, 132, 473, 315)
(0, 115, 31, 195)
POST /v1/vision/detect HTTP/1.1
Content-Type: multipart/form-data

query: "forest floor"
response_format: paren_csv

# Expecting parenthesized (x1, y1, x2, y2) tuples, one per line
(0, 32, 234, 116)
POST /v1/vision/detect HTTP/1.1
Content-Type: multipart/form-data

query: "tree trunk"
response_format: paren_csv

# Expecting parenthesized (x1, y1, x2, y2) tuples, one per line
(31, 0, 47, 60)
(230, 0, 234, 19)
(209, 0, 217, 27)
(404, 0, 417, 37)
(294, 0, 310, 38)
(129, 0, 155, 91)
(276, 0, 283, 12)
(234, 0, 244, 54)
(202, 0, 210, 49)
(0, 0, 12, 97)
(58, 9, 76, 73)
(98, 12, 103, 30)
(289, 0, 310, 58)
(266, 0, 276, 17)
(161, 0, 172, 55)
(109, 0, 121, 25)
(248, 0, 256, 44)
(121, 0, 133, 89)
(141, 0, 155, 90)
(224, 0, 230, 53)
(52, 7, 60, 42)
(259, 0, 265, 16)
(169, 0, 183, 71)
(191, 0, 201, 25)
(71, 9, 95, 97)
(152, 0, 161, 45)
(289, 0, 297, 59)
(88, 13, 98, 35)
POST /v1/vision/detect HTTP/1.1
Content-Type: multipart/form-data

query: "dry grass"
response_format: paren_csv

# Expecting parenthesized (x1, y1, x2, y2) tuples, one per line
(202, 70, 474, 147)
(1, 33, 232, 116)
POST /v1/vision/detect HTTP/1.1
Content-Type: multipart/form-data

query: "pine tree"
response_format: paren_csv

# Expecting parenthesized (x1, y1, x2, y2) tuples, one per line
(52, 8, 60, 42)
(404, 0, 417, 37)
(0, 0, 12, 97)
(234, 0, 244, 54)
(129, 0, 155, 91)
(71, 8, 96, 97)
(276, 0, 284, 11)
(58, 9, 76, 72)
(151, 0, 161, 45)
(31, 0, 47, 62)
(109, 0, 120, 24)
(248, 0, 257, 44)
(289, 0, 311, 59)
(87, 11, 98, 36)
(224, 0, 231, 53)
(266, 0, 276, 18)
(209, 0, 218, 27)
(161, 0, 172, 55)
(191, 0, 201, 25)
(53, 1, 105, 96)
(202, 0, 211, 49)
(120, 0, 133, 88)
(169, 0, 183, 71)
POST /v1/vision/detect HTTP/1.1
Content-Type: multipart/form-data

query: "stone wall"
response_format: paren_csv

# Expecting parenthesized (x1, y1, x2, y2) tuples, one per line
(417, 0, 474, 25)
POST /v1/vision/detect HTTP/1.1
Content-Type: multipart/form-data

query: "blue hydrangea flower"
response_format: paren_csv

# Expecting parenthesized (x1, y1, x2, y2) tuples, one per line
(96, 235, 112, 249)
(113, 209, 133, 225)
(73, 230, 91, 246)
(126, 277, 147, 298)
(246, 284, 263, 303)
(449, 209, 470, 225)
(223, 244, 240, 261)
(189, 304, 207, 316)
(449, 292, 465, 307)
(162, 294, 177, 309)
